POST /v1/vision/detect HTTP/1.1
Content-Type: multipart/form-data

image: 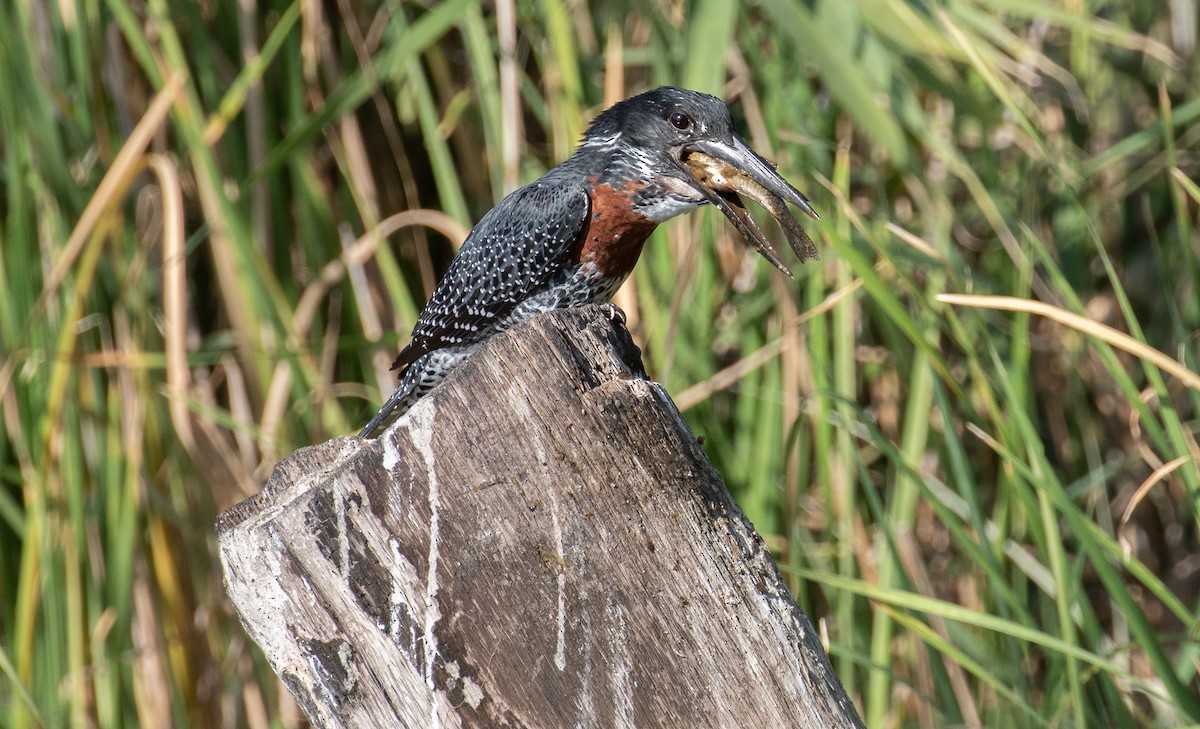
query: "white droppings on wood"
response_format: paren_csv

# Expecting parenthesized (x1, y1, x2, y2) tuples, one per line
(408, 400, 442, 728)
(338, 640, 359, 693)
(382, 431, 403, 472)
(221, 536, 296, 662)
(462, 676, 484, 709)
(606, 600, 634, 728)
(550, 494, 568, 672)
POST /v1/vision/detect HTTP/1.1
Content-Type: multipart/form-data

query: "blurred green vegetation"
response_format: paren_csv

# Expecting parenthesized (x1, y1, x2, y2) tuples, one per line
(2, 0, 1198, 726)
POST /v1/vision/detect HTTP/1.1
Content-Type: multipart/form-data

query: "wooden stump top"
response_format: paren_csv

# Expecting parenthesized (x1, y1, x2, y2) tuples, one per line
(218, 307, 863, 728)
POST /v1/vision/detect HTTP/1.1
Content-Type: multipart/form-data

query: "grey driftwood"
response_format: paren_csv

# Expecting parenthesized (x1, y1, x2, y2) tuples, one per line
(217, 305, 864, 728)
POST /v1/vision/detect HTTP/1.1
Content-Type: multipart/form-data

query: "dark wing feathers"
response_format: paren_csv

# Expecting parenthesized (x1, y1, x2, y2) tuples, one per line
(390, 180, 591, 373)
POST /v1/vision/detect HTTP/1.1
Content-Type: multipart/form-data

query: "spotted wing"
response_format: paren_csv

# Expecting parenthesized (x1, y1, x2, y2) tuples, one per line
(390, 180, 591, 373)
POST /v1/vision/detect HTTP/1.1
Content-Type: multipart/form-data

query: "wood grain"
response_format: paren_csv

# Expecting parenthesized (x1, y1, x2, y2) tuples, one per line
(218, 306, 864, 728)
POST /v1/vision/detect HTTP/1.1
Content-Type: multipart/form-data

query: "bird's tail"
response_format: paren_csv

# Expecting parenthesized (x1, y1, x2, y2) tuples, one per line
(358, 385, 416, 438)
(358, 348, 460, 438)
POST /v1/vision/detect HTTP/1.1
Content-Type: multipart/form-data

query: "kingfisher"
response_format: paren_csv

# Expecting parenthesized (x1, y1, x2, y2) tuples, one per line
(359, 87, 818, 438)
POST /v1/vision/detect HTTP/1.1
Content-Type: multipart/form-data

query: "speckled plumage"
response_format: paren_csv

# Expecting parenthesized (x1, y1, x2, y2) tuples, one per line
(360, 87, 814, 437)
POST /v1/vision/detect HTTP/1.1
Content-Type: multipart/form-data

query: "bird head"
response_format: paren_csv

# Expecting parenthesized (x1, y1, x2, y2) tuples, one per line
(580, 86, 819, 273)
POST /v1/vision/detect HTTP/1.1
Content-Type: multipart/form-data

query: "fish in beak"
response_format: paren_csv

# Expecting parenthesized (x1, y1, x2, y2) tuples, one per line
(679, 136, 819, 278)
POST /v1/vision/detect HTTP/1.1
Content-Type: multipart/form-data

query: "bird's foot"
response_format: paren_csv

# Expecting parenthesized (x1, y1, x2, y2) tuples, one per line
(599, 303, 627, 326)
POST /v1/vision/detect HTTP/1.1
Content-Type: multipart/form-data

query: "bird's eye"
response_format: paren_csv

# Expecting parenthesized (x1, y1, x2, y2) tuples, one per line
(669, 111, 693, 131)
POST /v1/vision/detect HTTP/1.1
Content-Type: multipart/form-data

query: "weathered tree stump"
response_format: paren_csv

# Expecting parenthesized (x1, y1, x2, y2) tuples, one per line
(218, 306, 864, 728)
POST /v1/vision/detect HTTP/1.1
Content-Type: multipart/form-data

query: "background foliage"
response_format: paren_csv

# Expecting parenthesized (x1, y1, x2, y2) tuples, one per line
(2, 0, 1198, 726)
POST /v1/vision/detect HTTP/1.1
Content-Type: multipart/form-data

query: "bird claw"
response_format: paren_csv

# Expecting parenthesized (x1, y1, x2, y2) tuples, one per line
(599, 303, 627, 326)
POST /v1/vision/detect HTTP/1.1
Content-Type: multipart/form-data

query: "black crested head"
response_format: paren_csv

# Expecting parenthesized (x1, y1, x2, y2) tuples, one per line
(580, 86, 736, 155)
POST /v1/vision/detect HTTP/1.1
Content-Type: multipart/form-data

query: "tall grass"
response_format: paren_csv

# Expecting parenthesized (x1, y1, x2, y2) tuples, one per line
(2, 1, 1197, 726)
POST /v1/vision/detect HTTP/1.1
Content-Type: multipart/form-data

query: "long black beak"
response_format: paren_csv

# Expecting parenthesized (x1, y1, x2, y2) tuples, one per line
(680, 136, 819, 276)
(692, 136, 819, 219)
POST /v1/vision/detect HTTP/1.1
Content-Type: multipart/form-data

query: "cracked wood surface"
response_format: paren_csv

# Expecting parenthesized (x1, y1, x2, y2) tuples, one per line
(217, 306, 864, 729)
